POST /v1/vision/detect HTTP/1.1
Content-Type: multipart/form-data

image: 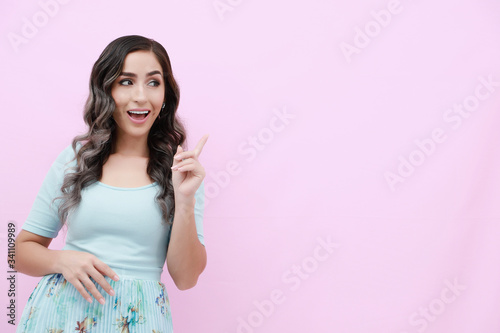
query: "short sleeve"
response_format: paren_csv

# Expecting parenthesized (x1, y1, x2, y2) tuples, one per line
(21, 144, 76, 238)
(166, 180, 206, 248)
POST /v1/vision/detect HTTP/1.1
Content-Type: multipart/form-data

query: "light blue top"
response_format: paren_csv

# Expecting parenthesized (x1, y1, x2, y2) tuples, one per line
(21, 143, 205, 281)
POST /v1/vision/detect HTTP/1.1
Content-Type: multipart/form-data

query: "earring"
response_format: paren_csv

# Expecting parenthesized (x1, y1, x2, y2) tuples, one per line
(158, 102, 165, 118)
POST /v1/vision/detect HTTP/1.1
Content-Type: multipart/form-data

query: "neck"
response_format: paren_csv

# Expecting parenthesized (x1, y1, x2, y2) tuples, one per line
(111, 131, 149, 157)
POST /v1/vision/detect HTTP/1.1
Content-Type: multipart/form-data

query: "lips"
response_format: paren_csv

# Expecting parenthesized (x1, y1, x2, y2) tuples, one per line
(127, 110, 151, 124)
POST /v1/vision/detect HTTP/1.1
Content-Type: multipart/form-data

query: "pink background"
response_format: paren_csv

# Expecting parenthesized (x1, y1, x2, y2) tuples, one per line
(1, 0, 500, 332)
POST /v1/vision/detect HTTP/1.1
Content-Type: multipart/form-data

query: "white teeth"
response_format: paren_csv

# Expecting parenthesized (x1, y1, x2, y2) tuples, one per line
(128, 111, 149, 114)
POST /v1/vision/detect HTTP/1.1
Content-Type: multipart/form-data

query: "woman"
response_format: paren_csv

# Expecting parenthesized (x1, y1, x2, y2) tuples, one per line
(14, 35, 208, 332)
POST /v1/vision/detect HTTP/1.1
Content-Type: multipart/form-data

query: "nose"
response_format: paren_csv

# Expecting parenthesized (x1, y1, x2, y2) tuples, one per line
(132, 85, 147, 104)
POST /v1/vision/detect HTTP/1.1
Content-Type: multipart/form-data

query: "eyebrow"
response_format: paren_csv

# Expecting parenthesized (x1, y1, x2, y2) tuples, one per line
(119, 70, 162, 77)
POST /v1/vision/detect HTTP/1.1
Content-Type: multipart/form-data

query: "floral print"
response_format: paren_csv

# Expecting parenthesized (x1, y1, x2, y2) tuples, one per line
(155, 282, 169, 317)
(113, 299, 145, 333)
(16, 273, 173, 333)
(75, 316, 98, 332)
(45, 274, 67, 298)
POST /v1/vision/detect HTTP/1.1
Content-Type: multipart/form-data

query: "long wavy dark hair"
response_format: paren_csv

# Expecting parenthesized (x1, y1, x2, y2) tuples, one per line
(54, 35, 187, 227)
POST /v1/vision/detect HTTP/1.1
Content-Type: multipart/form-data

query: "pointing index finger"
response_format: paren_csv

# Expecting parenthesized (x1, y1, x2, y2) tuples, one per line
(194, 134, 209, 158)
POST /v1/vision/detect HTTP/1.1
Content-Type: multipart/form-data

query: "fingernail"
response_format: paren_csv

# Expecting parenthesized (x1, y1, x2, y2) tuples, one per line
(109, 289, 115, 296)
(99, 297, 105, 305)
(174, 155, 181, 160)
(114, 275, 119, 281)
(87, 297, 93, 303)
(171, 165, 178, 170)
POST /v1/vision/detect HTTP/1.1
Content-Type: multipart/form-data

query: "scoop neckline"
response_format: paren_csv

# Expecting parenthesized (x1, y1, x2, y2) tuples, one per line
(97, 181, 158, 190)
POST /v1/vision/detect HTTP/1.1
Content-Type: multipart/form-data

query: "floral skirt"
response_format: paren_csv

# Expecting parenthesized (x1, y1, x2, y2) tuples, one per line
(16, 273, 173, 333)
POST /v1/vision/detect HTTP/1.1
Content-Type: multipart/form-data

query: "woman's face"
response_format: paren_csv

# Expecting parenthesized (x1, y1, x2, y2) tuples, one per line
(111, 50, 165, 142)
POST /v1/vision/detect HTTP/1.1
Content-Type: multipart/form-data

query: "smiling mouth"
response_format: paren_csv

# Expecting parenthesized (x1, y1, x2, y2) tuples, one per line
(127, 110, 150, 120)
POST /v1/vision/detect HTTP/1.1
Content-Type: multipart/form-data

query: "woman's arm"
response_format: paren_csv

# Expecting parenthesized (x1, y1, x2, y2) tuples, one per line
(166, 197, 207, 290)
(12, 229, 118, 304)
(167, 136, 209, 290)
(13, 230, 59, 276)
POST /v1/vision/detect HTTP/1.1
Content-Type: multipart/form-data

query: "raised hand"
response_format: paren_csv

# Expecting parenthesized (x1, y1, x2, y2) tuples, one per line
(171, 134, 209, 204)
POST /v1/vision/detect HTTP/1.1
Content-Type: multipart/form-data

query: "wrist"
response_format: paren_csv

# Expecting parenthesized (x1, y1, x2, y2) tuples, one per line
(175, 196, 195, 208)
(174, 201, 195, 219)
(49, 249, 62, 274)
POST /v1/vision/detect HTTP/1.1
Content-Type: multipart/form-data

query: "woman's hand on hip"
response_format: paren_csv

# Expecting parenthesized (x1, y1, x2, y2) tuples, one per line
(54, 250, 119, 304)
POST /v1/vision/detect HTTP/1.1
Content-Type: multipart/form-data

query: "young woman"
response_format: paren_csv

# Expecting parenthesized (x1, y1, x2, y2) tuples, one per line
(14, 35, 208, 332)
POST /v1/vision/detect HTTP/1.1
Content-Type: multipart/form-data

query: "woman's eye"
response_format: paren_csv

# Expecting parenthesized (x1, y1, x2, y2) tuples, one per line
(148, 80, 160, 87)
(119, 79, 132, 86)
